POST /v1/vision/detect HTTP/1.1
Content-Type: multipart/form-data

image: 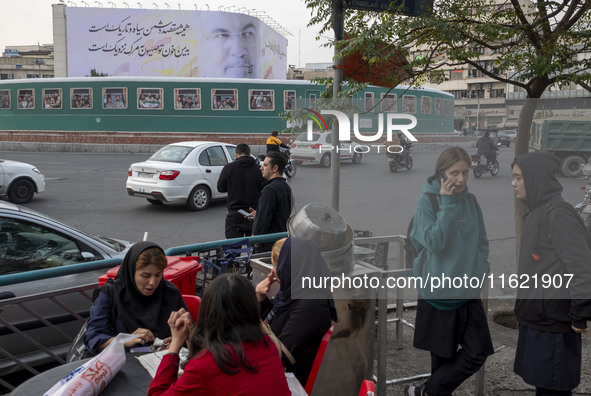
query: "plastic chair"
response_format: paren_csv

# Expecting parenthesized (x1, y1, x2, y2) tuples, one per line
(304, 322, 335, 395)
(182, 294, 201, 323)
(358, 379, 375, 396)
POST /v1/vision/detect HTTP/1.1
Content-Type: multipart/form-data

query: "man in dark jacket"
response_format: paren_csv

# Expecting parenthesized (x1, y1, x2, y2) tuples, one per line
(250, 151, 293, 252)
(217, 143, 264, 239)
(511, 151, 591, 396)
(476, 131, 498, 169)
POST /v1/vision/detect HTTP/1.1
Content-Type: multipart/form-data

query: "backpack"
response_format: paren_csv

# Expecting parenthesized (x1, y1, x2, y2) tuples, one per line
(539, 200, 591, 247)
(405, 192, 479, 269)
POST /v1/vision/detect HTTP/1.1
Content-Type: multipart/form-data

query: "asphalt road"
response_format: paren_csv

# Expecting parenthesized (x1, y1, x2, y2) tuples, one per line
(2, 147, 586, 292)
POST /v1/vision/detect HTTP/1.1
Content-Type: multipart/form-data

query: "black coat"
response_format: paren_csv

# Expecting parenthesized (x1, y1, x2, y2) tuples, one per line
(217, 155, 264, 211)
(252, 177, 292, 236)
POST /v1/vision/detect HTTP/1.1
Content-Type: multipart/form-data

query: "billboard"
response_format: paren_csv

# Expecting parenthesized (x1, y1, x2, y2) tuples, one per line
(65, 8, 287, 79)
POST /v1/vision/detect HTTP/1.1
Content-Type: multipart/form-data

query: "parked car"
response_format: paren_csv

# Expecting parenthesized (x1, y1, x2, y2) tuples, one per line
(496, 131, 512, 147)
(0, 159, 45, 204)
(126, 141, 238, 210)
(290, 132, 363, 167)
(0, 201, 133, 380)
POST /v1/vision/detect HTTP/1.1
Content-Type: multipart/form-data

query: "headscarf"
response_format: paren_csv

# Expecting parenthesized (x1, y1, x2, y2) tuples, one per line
(266, 237, 338, 323)
(513, 152, 564, 276)
(96, 241, 186, 338)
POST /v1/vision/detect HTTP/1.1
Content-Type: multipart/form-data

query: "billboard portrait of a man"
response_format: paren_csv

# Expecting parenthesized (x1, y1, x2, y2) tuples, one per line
(198, 12, 259, 78)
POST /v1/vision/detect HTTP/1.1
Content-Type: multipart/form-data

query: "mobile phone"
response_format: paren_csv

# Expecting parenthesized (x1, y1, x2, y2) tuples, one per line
(238, 209, 254, 219)
(437, 170, 448, 183)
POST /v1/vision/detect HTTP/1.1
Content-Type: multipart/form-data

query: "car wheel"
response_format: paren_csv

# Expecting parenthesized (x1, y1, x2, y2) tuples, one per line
(146, 199, 163, 205)
(320, 153, 331, 168)
(186, 185, 211, 211)
(561, 155, 586, 178)
(352, 152, 362, 164)
(8, 178, 35, 204)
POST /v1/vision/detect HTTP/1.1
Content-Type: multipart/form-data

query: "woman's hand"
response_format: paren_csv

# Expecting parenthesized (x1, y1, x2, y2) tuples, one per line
(255, 270, 277, 302)
(124, 328, 155, 347)
(439, 177, 455, 196)
(167, 311, 193, 353)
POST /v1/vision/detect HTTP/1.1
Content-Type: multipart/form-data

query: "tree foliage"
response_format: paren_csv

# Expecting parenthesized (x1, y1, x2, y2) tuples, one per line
(305, 0, 591, 155)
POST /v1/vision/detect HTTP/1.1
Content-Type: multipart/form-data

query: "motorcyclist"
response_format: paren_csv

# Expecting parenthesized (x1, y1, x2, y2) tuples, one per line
(266, 130, 290, 154)
(476, 131, 498, 169)
(398, 132, 412, 166)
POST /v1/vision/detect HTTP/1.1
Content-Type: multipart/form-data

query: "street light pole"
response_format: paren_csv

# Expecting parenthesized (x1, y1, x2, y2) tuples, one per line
(331, 0, 344, 211)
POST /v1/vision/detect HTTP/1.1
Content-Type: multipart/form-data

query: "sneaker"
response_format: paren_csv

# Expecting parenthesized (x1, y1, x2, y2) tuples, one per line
(404, 384, 425, 396)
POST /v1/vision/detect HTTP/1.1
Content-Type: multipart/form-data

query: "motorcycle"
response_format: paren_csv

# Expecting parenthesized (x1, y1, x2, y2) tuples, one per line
(281, 147, 297, 178)
(471, 154, 499, 178)
(575, 159, 591, 229)
(389, 146, 413, 173)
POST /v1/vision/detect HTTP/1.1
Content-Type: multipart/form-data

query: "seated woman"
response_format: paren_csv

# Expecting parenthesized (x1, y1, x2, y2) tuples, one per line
(148, 274, 290, 396)
(256, 237, 338, 386)
(83, 241, 187, 355)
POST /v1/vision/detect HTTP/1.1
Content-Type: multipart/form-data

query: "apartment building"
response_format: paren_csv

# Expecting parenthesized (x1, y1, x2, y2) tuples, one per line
(0, 45, 55, 80)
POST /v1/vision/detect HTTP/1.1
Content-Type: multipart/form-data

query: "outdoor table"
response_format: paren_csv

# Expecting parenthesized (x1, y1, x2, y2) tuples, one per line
(10, 353, 152, 396)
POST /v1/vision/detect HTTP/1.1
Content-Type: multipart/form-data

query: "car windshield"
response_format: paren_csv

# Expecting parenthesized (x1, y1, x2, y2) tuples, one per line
(15, 206, 125, 252)
(498, 132, 508, 137)
(296, 133, 321, 142)
(149, 145, 194, 163)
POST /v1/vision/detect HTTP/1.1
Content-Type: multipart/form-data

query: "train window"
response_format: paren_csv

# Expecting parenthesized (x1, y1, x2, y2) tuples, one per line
(435, 98, 442, 115)
(421, 96, 432, 115)
(0, 90, 10, 109)
(174, 88, 200, 110)
(212, 89, 237, 110)
(248, 90, 274, 111)
(309, 94, 316, 105)
(42, 88, 62, 110)
(403, 95, 416, 113)
(102, 88, 127, 109)
(444, 99, 453, 117)
(17, 89, 35, 109)
(138, 88, 163, 109)
(284, 90, 296, 111)
(71, 88, 93, 109)
(380, 94, 396, 112)
(365, 92, 374, 112)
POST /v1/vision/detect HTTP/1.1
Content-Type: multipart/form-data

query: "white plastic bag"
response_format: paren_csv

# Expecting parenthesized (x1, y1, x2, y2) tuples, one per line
(44, 333, 137, 396)
(285, 372, 308, 396)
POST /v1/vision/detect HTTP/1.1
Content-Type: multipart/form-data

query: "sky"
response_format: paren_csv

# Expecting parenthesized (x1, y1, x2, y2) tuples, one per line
(0, 0, 334, 68)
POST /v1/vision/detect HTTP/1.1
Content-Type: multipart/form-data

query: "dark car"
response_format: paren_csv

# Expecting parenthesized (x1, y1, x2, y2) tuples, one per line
(496, 131, 512, 147)
(0, 201, 133, 382)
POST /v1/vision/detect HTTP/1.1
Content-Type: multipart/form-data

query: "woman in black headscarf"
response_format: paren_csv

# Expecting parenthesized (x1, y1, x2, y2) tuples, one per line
(255, 237, 338, 386)
(84, 241, 187, 355)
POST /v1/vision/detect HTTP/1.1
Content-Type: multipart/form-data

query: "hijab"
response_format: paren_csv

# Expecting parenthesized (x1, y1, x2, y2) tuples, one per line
(266, 237, 338, 323)
(96, 241, 185, 338)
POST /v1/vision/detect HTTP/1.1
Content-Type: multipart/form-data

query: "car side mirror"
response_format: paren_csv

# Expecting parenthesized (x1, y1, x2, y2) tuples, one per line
(80, 251, 97, 262)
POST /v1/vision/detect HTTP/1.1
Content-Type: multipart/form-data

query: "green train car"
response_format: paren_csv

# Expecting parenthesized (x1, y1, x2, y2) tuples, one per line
(0, 77, 454, 135)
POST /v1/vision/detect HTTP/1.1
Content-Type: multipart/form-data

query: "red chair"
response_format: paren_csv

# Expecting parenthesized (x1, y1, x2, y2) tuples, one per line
(182, 294, 201, 324)
(304, 322, 335, 395)
(358, 379, 375, 396)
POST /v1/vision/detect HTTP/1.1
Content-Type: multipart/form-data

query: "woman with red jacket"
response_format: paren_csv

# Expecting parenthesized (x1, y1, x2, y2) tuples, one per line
(148, 274, 290, 396)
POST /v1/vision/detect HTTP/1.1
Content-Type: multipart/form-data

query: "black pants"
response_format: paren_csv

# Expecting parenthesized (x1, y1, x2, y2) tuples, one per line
(415, 300, 493, 396)
(224, 211, 253, 239)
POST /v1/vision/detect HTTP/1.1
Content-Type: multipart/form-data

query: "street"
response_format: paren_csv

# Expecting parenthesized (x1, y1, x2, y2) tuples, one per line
(2, 146, 585, 295)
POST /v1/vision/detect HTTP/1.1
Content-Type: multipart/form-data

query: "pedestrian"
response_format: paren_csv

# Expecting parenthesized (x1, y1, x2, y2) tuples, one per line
(217, 143, 264, 239)
(405, 147, 493, 396)
(511, 151, 591, 396)
(249, 151, 293, 252)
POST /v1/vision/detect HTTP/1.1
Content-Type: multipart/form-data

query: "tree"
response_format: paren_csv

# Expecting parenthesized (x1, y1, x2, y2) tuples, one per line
(305, 0, 591, 247)
(88, 69, 108, 77)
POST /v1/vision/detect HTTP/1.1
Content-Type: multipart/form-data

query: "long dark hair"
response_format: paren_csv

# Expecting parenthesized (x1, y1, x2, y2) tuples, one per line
(186, 274, 264, 374)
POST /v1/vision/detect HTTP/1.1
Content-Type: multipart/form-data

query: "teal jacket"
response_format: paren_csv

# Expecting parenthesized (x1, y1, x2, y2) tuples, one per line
(409, 177, 489, 310)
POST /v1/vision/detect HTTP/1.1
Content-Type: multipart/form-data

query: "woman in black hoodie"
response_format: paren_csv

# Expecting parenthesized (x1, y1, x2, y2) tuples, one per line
(511, 151, 591, 396)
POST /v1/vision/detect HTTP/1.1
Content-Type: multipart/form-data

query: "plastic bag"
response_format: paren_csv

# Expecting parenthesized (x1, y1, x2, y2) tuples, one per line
(285, 372, 308, 396)
(44, 333, 137, 396)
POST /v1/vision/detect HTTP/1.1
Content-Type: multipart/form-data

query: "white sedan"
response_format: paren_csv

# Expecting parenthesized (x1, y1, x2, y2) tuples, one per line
(290, 132, 363, 167)
(0, 159, 45, 204)
(126, 141, 237, 210)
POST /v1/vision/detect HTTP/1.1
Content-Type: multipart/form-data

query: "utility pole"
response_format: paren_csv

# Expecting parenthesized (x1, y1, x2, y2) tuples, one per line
(331, 0, 344, 211)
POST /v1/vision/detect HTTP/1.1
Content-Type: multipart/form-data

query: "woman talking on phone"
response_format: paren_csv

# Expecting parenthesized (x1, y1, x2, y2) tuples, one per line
(404, 147, 494, 396)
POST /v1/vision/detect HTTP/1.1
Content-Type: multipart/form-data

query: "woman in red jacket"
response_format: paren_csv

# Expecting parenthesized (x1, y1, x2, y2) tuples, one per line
(148, 274, 290, 396)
